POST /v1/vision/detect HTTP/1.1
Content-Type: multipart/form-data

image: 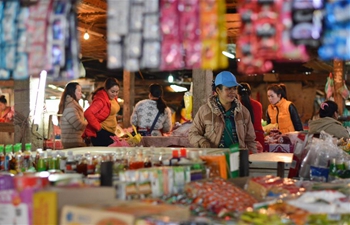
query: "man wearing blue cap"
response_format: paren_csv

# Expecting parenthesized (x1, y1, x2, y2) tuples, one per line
(188, 71, 257, 153)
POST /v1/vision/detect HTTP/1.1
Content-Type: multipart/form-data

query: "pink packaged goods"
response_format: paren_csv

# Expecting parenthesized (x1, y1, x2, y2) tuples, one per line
(0, 174, 14, 190)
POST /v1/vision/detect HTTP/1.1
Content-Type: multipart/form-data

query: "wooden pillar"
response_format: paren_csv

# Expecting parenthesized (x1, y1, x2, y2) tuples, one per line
(333, 59, 344, 114)
(192, 69, 213, 117)
(14, 79, 33, 149)
(122, 71, 135, 128)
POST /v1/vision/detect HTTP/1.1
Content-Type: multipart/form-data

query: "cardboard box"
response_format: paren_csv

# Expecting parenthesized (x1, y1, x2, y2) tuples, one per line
(0, 189, 35, 225)
(33, 187, 116, 225)
(60, 200, 190, 225)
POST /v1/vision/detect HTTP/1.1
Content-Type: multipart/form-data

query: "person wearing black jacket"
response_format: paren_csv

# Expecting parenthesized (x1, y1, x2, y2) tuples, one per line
(266, 84, 303, 134)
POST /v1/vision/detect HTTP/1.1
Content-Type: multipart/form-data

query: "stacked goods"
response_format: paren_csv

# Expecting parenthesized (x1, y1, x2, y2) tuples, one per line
(145, 177, 256, 220)
(246, 175, 303, 201)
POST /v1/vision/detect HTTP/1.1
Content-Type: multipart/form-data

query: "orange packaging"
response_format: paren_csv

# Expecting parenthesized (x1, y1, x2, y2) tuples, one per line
(200, 155, 227, 179)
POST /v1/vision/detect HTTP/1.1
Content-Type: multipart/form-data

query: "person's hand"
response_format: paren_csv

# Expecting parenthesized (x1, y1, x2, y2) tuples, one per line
(200, 141, 211, 148)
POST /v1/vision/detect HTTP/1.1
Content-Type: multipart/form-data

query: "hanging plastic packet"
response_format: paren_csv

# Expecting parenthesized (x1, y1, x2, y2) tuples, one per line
(13, 53, 29, 80)
(141, 41, 160, 69)
(107, 43, 123, 69)
(143, 14, 160, 40)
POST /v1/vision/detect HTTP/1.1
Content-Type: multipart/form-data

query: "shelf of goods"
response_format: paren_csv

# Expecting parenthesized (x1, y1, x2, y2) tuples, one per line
(60, 146, 293, 178)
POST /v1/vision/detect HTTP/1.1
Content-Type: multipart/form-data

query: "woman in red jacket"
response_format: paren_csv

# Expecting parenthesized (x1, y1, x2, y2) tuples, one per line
(238, 83, 264, 151)
(83, 77, 120, 146)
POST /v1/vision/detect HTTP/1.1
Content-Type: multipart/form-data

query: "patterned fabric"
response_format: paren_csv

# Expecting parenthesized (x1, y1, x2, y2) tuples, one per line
(216, 97, 238, 148)
(131, 99, 172, 136)
(60, 95, 87, 148)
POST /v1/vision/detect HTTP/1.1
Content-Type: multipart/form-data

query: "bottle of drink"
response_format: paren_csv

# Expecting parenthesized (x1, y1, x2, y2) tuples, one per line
(37, 152, 47, 172)
(59, 151, 67, 172)
(0, 145, 4, 171)
(4, 144, 13, 171)
(65, 151, 77, 173)
(22, 143, 32, 172)
(169, 149, 180, 166)
(13, 143, 23, 173)
(328, 158, 338, 182)
(45, 149, 53, 170)
(33, 148, 43, 170)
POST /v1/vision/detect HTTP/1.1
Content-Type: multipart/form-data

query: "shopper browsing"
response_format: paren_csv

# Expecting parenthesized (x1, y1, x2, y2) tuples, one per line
(188, 71, 257, 153)
(57, 82, 87, 148)
(308, 100, 349, 139)
(130, 83, 172, 136)
(83, 77, 121, 146)
(238, 83, 265, 150)
(266, 84, 303, 134)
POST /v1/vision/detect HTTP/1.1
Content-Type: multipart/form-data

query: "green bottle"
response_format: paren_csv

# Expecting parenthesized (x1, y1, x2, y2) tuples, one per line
(22, 143, 32, 172)
(328, 158, 338, 182)
(13, 143, 23, 173)
(37, 152, 46, 172)
(225, 143, 240, 178)
(4, 145, 13, 171)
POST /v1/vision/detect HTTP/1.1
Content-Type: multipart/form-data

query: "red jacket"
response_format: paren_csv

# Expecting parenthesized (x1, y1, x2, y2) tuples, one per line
(250, 98, 265, 147)
(83, 89, 114, 138)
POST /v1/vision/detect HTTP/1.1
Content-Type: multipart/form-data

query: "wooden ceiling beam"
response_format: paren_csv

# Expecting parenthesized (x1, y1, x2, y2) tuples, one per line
(80, 0, 107, 11)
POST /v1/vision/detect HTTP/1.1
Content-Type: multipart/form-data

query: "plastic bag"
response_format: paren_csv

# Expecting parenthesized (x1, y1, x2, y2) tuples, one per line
(325, 73, 334, 99)
(126, 125, 142, 146)
(108, 136, 130, 147)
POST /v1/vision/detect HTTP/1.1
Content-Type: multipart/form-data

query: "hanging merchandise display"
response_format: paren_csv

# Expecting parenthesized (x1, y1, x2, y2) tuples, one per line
(318, 0, 350, 60)
(0, 0, 81, 80)
(107, 0, 228, 72)
(237, 0, 321, 75)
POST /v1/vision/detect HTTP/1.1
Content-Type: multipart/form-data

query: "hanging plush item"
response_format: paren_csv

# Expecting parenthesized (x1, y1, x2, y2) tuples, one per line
(325, 73, 334, 99)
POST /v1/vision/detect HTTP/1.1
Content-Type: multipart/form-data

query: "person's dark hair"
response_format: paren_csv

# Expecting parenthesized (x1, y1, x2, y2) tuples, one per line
(0, 95, 7, 104)
(149, 83, 167, 113)
(319, 100, 338, 118)
(92, 77, 120, 99)
(57, 82, 80, 115)
(238, 83, 254, 122)
(267, 84, 286, 100)
(212, 80, 223, 93)
(279, 83, 287, 100)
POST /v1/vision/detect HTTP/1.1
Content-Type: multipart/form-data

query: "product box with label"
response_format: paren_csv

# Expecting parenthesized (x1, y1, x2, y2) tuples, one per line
(33, 186, 115, 225)
(60, 200, 190, 225)
(0, 189, 35, 225)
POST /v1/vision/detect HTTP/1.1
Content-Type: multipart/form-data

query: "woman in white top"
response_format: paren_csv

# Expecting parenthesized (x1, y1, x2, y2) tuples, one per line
(131, 83, 172, 136)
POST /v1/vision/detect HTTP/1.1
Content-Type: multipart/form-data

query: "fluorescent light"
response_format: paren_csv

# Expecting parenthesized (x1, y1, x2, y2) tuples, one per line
(222, 50, 236, 59)
(170, 85, 188, 92)
(34, 70, 47, 125)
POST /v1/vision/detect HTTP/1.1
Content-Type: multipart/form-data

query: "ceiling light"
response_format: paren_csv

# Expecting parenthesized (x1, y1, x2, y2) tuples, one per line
(84, 31, 90, 40)
(170, 85, 188, 92)
(222, 50, 236, 59)
(168, 74, 174, 83)
(222, 43, 236, 59)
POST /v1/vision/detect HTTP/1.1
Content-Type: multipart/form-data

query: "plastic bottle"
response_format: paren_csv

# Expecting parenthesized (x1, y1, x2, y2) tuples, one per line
(169, 149, 180, 166)
(328, 158, 338, 182)
(59, 152, 67, 172)
(37, 152, 47, 172)
(4, 144, 13, 171)
(65, 151, 77, 173)
(13, 143, 23, 173)
(0, 145, 4, 171)
(22, 143, 32, 172)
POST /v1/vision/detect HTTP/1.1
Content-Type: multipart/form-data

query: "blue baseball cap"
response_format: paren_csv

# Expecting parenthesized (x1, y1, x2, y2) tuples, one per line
(214, 71, 240, 87)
